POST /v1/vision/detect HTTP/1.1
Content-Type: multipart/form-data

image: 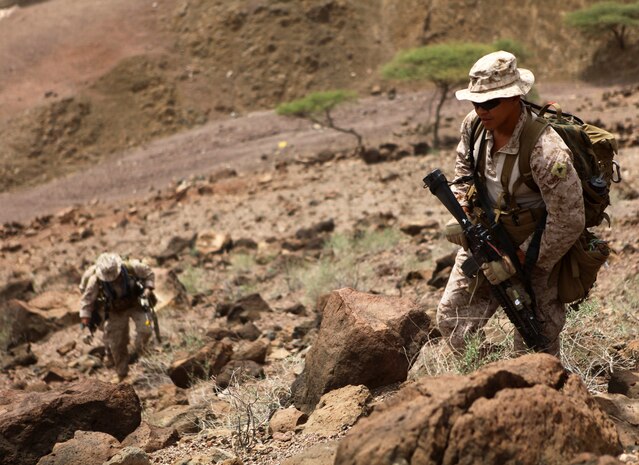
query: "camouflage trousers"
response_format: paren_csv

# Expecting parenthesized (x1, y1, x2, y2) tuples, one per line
(437, 248, 566, 356)
(104, 306, 152, 378)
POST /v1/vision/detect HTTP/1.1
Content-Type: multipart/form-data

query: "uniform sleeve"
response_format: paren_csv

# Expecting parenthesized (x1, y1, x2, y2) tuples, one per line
(451, 110, 478, 208)
(79, 275, 100, 319)
(529, 127, 585, 272)
(130, 259, 155, 289)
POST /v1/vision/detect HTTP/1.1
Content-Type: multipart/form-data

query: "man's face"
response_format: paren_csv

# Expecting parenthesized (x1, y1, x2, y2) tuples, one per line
(472, 96, 520, 131)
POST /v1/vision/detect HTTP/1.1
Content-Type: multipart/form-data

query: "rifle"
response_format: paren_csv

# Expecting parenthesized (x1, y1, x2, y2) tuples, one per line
(138, 287, 162, 343)
(423, 168, 549, 350)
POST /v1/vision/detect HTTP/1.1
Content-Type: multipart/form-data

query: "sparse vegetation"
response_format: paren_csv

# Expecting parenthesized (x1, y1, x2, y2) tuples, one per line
(565, 1, 639, 50)
(276, 90, 364, 152)
(382, 42, 493, 148)
(178, 265, 207, 295)
(381, 40, 533, 148)
(287, 228, 403, 306)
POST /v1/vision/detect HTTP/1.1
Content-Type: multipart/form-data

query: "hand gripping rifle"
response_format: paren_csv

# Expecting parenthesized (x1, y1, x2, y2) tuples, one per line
(423, 168, 549, 350)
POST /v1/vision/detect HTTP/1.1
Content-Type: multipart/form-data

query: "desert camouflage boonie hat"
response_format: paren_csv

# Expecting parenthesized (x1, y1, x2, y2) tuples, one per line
(95, 253, 122, 282)
(455, 51, 534, 103)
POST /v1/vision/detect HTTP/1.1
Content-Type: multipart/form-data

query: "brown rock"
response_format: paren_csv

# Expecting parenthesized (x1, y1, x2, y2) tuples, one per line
(155, 383, 189, 411)
(282, 442, 339, 465)
(218, 293, 272, 323)
(122, 422, 178, 453)
(168, 340, 233, 388)
(303, 385, 371, 436)
(231, 339, 269, 363)
(568, 453, 623, 465)
(27, 290, 81, 327)
(195, 230, 232, 254)
(215, 360, 264, 389)
(291, 288, 430, 413)
(147, 405, 219, 437)
(56, 340, 76, 356)
(0, 380, 141, 465)
(2, 299, 57, 347)
(268, 406, 308, 434)
(335, 354, 621, 465)
(36, 431, 120, 465)
(608, 369, 639, 399)
(595, 393, 639, 449)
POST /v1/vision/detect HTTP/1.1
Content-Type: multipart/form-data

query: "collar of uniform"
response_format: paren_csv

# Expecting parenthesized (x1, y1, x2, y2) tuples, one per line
(483, 102, 527, 155)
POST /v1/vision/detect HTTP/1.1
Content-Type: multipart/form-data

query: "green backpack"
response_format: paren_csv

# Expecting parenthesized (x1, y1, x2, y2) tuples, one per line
(516, 101, 621, 228)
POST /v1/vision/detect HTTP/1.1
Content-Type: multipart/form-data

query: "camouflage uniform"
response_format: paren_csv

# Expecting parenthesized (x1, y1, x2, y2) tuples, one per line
(80, 258, 155, 379)
(439, 51, 585, 355)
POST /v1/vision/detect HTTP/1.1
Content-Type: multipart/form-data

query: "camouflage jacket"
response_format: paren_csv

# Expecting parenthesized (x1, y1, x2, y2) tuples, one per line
(452, 104, 585, 272)
(79, 259, 154, 319)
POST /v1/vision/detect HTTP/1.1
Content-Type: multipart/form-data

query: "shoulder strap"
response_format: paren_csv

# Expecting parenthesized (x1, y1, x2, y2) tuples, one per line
(516, 110, 549, 193)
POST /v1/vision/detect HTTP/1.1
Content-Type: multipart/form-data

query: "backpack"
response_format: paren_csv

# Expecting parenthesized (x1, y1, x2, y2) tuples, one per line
(516, 100, 621, 228)
(470, 101, 621, 303)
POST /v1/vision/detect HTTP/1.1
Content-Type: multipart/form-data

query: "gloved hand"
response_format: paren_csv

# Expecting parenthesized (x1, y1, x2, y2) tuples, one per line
(444, 219, 468, 250)
(480, 255, 516, 285)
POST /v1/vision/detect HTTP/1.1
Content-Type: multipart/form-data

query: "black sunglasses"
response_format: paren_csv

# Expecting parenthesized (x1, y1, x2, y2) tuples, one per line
(472, 98, 504, 111)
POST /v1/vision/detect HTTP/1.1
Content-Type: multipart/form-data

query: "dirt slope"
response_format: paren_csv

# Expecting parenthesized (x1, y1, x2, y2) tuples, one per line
(1, 0, 633, 194)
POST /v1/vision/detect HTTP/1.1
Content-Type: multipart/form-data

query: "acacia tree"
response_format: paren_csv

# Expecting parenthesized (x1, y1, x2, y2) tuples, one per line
(276, 90, 363, 152)
(382, 42, 493, 148)
(565, 1, 639, 50)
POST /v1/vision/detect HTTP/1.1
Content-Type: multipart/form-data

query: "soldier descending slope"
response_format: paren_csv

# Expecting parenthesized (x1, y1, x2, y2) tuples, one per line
(79, 253, 156, 382)
(437, 51, 585, 356)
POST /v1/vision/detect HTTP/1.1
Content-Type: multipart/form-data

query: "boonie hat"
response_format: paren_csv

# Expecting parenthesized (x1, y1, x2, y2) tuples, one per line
(455, 51, 534, 103)
(95, 253, 122, 282)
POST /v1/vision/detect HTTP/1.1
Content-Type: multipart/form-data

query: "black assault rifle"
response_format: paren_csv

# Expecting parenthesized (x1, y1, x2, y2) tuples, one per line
(423, 168, 548, 350)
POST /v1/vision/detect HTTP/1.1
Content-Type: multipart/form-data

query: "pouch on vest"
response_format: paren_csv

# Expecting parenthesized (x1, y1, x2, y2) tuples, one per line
(550, 230, 610, 304)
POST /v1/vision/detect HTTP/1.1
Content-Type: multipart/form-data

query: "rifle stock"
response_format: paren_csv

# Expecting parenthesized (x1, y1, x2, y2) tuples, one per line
(423, 168, 548, 350)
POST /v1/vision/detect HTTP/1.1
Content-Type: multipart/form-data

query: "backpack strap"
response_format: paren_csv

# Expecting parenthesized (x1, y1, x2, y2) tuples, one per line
(515, 110, 549, 193)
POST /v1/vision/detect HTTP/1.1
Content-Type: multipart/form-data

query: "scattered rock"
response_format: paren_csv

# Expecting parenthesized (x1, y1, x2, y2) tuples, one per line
(303, 385, 371, 436)
(35, 431, 121, 465)
(195, 230, 232, 255)
(608, 369, 639, 399)
(215, 360, 264, 389)
(122, 422, 179, 453)
(281, 442, 339, 465)
(168, 340, 233, 388)
(268, 406, 308, 434)
(595, 393, 639, 449)
(103, 446, 151, 465)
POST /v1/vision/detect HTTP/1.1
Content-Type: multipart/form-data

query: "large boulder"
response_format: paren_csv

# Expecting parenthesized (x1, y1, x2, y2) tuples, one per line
(26, 291, 79, 327)
(0, 380, 141, 465)
(0, 299, 58, 348)
(1, 290, 79, 349)
(335, 354, 622, 465)
(291, 288, 430, 413)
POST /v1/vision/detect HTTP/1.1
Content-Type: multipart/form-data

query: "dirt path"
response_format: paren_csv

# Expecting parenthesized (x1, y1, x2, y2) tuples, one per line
(0, 82, 623, 224)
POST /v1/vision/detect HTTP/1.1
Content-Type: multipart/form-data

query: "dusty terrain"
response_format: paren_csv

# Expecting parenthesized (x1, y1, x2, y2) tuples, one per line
(2, 0, 639, 193)
(2, 0, 639, 464)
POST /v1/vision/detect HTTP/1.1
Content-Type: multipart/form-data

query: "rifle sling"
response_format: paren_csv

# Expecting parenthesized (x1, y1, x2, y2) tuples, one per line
(468, 118, 545, 289)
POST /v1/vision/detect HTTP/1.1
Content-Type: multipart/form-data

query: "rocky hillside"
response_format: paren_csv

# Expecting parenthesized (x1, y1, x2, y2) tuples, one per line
(1, 83, 639, 462)
(2, 1, 639, 464)
(1, 0, 636, 192)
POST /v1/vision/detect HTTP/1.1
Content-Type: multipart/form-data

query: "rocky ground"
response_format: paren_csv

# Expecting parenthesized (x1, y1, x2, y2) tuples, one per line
(3, 1, 639, 464)
(1, 81, 639, 464)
